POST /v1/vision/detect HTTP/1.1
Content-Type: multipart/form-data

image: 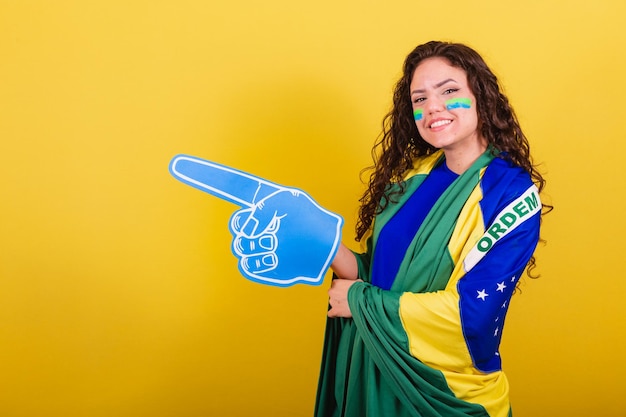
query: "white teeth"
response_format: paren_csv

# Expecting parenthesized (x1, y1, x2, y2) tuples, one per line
(430, 120, 452, 128)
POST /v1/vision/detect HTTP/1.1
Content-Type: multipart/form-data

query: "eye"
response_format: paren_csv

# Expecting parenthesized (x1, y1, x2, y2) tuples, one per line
(412, 96, 426, 104)
(443, 88, 459, 95)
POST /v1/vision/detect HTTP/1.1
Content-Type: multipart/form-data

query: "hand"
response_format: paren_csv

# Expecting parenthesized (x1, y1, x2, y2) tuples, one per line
(169, 155, 343, 287)
(328, 278, 362, 318)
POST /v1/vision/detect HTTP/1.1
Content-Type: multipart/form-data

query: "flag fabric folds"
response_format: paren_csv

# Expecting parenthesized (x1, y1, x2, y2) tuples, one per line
(315, 149, 540, 417)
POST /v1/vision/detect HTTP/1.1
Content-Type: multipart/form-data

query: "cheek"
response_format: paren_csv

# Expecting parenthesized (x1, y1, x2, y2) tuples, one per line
(468, 110, 481, 130)
(445, 97, 472, 110)
(415, 121, 429, 138)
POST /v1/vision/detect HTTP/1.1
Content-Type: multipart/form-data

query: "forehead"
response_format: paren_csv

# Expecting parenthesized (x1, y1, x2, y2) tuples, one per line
(410, 57, 469, 88)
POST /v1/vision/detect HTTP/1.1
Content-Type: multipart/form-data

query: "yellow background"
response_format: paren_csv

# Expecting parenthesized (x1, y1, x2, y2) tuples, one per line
(1, 1, 624, 416)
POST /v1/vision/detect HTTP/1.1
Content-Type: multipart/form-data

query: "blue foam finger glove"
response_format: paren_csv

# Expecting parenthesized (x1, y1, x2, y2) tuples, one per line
(169, 155, 343, 287)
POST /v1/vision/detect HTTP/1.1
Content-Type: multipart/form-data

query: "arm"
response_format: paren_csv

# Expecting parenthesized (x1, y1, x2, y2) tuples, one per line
(330, 243, 358, 280)
(327, 243, 360, 318)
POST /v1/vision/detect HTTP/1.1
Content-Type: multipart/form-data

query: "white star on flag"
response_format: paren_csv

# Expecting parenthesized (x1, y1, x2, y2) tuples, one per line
(496, 282, 506, 292)
(477, 289, 489, 300)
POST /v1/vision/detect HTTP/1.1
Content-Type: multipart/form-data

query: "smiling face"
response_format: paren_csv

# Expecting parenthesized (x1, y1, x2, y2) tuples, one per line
(410, 57, 487, 169)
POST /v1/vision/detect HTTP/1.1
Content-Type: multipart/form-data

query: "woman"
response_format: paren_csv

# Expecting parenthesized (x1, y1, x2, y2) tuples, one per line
(315, 41, 547, 417)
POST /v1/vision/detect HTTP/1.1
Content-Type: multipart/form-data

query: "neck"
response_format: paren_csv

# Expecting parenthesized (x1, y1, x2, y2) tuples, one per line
(443, 138, 489, 175)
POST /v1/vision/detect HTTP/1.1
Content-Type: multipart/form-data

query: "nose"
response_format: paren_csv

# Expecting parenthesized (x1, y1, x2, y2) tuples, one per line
(425, 96, 445, 114)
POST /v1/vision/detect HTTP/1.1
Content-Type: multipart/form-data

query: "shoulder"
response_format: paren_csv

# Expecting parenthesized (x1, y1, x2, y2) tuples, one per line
(402, 150, 445, 180)
(479, 156, 538, 223)
(482, 156, 533, 197)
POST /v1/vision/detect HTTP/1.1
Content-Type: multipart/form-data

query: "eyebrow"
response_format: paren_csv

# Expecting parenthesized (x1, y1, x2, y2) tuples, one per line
(410, 78, 457, 95)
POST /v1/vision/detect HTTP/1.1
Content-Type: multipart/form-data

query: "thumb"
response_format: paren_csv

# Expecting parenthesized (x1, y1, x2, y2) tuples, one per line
(242, 203, 283, 237)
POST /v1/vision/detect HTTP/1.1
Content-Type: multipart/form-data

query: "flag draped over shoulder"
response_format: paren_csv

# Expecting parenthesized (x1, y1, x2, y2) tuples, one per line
(315, 149, 514, 417)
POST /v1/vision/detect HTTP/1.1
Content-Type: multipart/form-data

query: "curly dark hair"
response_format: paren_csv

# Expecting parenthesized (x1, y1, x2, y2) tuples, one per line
(356, 41, 549, 274)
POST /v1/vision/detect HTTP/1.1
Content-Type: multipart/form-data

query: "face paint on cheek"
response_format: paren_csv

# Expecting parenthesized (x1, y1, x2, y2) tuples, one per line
(445, 97, 472, 110)
(413, 108, 423, 121)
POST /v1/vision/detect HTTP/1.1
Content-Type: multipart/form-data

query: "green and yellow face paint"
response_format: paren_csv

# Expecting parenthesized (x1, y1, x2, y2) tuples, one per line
(414, 97, 471, 121)
(445, 97, 472, 110)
